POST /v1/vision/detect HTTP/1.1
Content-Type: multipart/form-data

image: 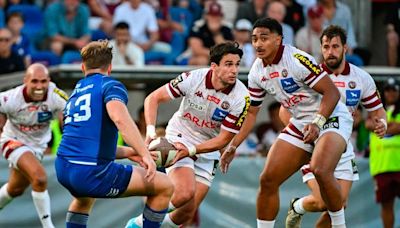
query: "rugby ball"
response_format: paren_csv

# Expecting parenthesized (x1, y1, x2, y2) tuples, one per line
(148, 137, 177, 167)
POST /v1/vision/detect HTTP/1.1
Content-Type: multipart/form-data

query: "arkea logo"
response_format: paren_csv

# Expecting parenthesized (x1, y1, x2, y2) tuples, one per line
(345, 90, 360, 106)
(211, 108, 229, 122)
(281, 94, 307, 108)
(280, 78, 300, 93)
(183, 112, 217, 128)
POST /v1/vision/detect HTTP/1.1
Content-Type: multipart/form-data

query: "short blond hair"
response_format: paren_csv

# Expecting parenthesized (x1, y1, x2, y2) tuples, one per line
(80, 40, 113, 70)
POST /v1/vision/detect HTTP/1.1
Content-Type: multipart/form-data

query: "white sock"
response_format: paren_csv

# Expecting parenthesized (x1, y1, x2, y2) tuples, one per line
(31, 190, 55, 228)
(168, 202, 176, 212)
(161, 213, 179, 228)
(0, 183, 12, 209)
(257, 219, 275, 228)
(293, 197, 306, 214)
(328, 208, 346, 228)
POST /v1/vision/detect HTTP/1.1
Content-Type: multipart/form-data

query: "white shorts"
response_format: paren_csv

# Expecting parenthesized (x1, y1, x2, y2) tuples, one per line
(1, 139, 43, 168)
(301, 158, 359, 183)
(278, 111, 353, 153)
(166, 157, 219, 187)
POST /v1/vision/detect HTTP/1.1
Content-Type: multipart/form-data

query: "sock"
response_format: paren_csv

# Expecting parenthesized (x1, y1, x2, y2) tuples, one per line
(328, 208, 346, 228)
(160, 213, 179, 228)
(143, 204, 168, 228)
(31, 190, 55, 228)
(168, 202, 176, 212)
(257, 219, 275, 228)
(66, 211, 89, 228)
(293, 197, 306, 214)
(0, 183, 13, 209)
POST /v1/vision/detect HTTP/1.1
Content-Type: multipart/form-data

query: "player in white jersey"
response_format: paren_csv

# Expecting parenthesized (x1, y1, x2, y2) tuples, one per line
(220, 18, 352, 228)
(284, 25, 387, 228)
(125, 42, 250, 228)
(0, 63, 67, 228)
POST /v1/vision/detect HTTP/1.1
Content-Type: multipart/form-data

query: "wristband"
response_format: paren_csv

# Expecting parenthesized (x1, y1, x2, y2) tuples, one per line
(225, 144, 237, 153)
(146, 125, 157, 139)
(311, 114, 327, 130)
(379, 118, 388, 130)
(188, 145, 197, 156)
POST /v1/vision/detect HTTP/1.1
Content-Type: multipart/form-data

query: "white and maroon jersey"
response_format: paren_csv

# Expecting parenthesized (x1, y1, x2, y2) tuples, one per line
(323, 62, 383, 116)
(0, 82, 67, 153)
(248, 44, 348, 122)
(165, 68, 250, 160)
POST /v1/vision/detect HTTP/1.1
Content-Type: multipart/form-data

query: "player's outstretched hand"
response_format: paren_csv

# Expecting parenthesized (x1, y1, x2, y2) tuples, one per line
(220, 145, 237, 174)
(142, 155, 156, 182)
(171, 143, 190, 165)
(303, 123, 319, 144)
(373, 117, 387, 138)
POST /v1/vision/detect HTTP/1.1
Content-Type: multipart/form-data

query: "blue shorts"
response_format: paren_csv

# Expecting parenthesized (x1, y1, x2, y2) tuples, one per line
(55, 157, 133, 198)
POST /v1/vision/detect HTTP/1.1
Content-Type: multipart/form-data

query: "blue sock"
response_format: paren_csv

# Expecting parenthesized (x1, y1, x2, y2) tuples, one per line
(66, 211, 89, 228)
(142, 204, 168, 228)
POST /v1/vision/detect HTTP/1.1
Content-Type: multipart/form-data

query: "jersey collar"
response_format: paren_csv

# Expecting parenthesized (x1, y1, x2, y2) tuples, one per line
(205, 69, 235, 95)
(321, 61, 350, 76)
(23, 86, 48, 103)
(271, 44, 285, 64)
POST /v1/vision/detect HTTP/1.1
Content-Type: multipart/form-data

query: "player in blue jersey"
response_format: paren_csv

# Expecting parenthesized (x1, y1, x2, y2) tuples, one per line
(55, 41, 174, 228)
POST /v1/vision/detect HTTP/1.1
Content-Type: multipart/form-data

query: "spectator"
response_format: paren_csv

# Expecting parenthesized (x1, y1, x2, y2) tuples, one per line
(235, 0, 268, 24)
(6, 12, 31, 67)
(295, 4, 324, 62)
(233, 18, 255, 67)
(86, 0, 121, 36)
(281, 0, 305, 33)
(385, 2, 400, 67)
(319, 0, 364, 66)
(186, 1, 233, 65)
(109, 22, 144, 66)
(113, 0, 172, 65)
(44, 0, 91, 56)
(267, 0, 294, 45)
(369, 77, 400, 228)
(0, 28, 25, 74)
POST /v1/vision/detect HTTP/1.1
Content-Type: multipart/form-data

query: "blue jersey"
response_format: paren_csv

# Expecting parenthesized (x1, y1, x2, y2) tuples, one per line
(57, 73, 128, 164)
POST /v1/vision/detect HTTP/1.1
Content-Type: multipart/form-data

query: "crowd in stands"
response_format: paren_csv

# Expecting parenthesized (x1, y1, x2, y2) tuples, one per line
(0, 0, 394, 74)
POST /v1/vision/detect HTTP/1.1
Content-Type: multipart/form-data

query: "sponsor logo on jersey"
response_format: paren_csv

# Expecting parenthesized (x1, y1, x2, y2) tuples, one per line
(38, 111, 53, 123)
(282, 69, 288, 77)
(261, 76, 268, 82)
(236, 96, 250, 127)
(281, 94, 308, 108)
(27, 105, 39, 112)
(207, 95, 220, 104)
(170, 74, 184, 88)
(3, 96, 8, 103)
(54, 88, 68, 101)
(18, 124, 47, 132)
(293, 53, 321, 75)
(334, 81, 345, 87)
(348, 81, 356, 89)
(281, 78, 300, 93)
(269, 72, 279, 78)
(188, 100, 206, 111)
(183, 112, 217, 128)
(212, 108, 229, 122)
(221, 101, 230, 110)
(345, 90, 361, 106)
(322, 116, 339, 130)
(195, 91, 203, 98)
(41, 104, 49, 111)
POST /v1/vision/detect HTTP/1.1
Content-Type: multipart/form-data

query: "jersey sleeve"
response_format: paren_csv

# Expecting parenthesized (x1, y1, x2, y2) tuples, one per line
(293, 53, 326, 88)
(102, 79, 129, 105)
(0, 91, 11, 114)
(52, 87, 68, 112)
(247, 63, 266, 107)
(221, 94, 251, 134)
(360, 73, 383, 111)
(166, 71, 192, 99)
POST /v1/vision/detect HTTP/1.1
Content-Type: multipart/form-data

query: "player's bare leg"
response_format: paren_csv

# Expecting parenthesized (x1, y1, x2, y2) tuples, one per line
(8, 152, 55, 228)
(310, 132, 346, 227)
(257, 139, 309, 227)
(170, 180, 209, 225)
(381, 199, 395, 228)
